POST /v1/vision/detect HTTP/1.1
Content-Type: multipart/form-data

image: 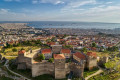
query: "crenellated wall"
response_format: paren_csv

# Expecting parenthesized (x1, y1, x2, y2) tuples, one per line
(16, 48, 86, 79)
(32, 61, 54, 77)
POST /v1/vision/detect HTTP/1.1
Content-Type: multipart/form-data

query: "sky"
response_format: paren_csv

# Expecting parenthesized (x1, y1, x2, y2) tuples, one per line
(0, 0, 120, 23)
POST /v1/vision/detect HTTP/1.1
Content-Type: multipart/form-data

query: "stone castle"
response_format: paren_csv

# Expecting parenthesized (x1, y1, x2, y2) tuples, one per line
(16, 45, 97, 79)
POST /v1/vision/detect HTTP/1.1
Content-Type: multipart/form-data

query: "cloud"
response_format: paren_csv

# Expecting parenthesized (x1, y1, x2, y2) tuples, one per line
(32, 0, 64, 4)
(106, 2, 113, 4)
(1, 0, 120, 23)
(0, 9, 9, 14)
(32, 0, 38, 4)
(62, 0, 96, 11)
(0, 8, 27, 21)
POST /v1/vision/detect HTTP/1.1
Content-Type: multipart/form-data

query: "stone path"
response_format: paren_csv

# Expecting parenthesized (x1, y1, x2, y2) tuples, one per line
(85, 67, 103, 80)
(4, 60, 31, 80)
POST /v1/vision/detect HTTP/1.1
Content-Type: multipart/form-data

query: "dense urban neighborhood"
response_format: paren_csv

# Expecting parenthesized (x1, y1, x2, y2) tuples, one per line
(0, 23, 120, 80)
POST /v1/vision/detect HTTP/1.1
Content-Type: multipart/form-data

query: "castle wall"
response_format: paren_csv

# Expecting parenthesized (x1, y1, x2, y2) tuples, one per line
(16, 48, 86, 79)
(65, 63, 71, 74)
(17, 54, 26, 63)
(98, 57, 109, 66)
(32, 61, 54, 77)
(17, 54, 32, 69)
(54, 59, 66, 79)
(87, 57, 97, 70)
(70, 62, 84, 78)
(25, 57, 32, 69)
(51, 45, 62, 54)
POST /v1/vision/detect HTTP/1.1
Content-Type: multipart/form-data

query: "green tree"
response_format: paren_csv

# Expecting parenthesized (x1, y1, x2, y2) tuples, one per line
(91, 42, 97, 47)
(105, 61, 115, 69)
(38, 54, 45, 61)
(12, 48, 17, 52)
(48, 58, 54, 63)
(51, 37, 56, 42)
(1, 48, 5, 53)
(5, 43, 13, 48)
(81, 47, 87, 52)
(21, 48, 25, 50)
(46, 39, 51, 42)
(107, 46, 118, 52)
(64, 45, 73, 48)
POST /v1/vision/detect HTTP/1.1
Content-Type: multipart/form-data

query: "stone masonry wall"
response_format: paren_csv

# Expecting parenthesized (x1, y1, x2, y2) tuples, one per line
(65, 63, 71, 74)
(87, 57, 97, 70)
(54, 59, 66, 79)
(32, 61, 54, 77)
(25, 57, 32, 69)
(51, 45, 62, 54)
(70, 62, 84, 78)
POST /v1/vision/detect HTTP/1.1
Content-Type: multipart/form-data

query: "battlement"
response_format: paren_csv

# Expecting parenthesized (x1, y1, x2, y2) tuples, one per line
(16, 48, 97, 79)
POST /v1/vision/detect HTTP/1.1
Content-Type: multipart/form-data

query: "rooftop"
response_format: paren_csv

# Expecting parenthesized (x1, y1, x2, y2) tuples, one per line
(73, 52, 86, 60)
(18, 50, 26, 54)
(87, 52, 97, 58)
(41, 49, 52, 54)
(54, 54, 65, 59)
(61, 49, 71, 54)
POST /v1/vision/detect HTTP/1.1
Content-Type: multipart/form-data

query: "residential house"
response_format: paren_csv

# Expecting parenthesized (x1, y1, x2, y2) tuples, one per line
(41, 49, 52, 59)
(61, 49, 71, 58)
(73, 52, 86, 62)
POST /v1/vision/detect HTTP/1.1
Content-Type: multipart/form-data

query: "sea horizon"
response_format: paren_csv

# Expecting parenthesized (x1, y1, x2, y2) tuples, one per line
(0, 21, 120, 29)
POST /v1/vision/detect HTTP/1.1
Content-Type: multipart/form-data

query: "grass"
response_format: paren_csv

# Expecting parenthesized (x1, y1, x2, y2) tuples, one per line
(32, 74, 54, 80)
(32, 74, 68, 80)
(1, 46, 40, 56)
(88, 72, 120, 80)
(5, 57, 17, 60)
(0, 76, 13, 80)
(0, 62, 17, 80)
(0, 63, 16, 77)
(84, 67, 99, 78)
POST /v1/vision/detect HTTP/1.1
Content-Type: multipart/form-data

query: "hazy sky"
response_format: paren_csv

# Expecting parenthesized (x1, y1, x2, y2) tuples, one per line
(0, 0, 120, 23)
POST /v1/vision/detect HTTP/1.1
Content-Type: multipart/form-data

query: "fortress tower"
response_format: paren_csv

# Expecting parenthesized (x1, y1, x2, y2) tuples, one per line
(54, 54, 66, 79)
(86, 52, 97, 70)
(17, 50, 32, 69)
(17, 50, 27, 69)
(71, 61, 84, 78)
(51, 45, 62, 54)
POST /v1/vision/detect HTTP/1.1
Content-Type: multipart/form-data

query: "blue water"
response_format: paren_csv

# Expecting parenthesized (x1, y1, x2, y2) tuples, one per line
(0, 21, 120, 29)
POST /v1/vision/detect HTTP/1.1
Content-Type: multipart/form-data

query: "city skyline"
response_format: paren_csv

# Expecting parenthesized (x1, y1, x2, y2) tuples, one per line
(0, 0, 120, 23)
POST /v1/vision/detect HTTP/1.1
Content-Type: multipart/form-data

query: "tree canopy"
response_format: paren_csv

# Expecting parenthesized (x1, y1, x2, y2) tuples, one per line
(38, 54, 45, 61)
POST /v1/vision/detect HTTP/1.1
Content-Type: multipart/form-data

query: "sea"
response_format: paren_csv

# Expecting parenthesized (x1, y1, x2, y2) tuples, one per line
(0, 21, 120, 29)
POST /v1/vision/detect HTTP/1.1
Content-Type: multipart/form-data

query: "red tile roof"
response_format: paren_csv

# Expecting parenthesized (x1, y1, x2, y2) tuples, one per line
(18, 50, 25, 54)
(61, 49, 71, 54)
(41, 49, 52, 54)
(87, 52, 97, 58)
(47, 42, 56, 45)
(0, 43, 4, 45)
(54, 54, 65, 59)
(74, 52, 86, 60)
